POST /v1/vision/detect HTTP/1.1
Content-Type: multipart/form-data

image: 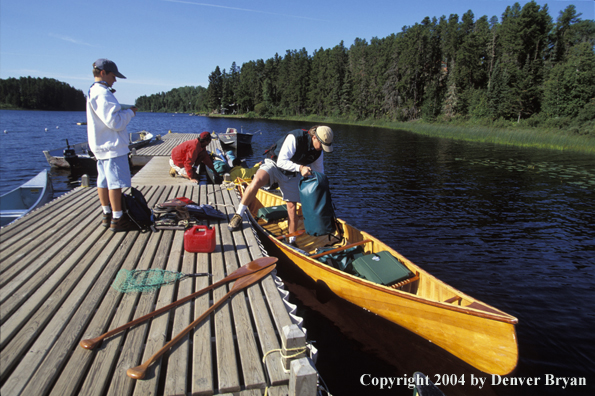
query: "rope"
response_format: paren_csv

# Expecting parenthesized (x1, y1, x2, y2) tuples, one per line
(262, 345, 309, 371)
(262, 344, 309, 396)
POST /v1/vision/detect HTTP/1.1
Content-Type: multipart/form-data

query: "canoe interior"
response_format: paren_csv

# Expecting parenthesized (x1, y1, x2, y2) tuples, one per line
(0, 187, 44, 210)
(0, 170, 53, 226)
(245, 186, 518, 323)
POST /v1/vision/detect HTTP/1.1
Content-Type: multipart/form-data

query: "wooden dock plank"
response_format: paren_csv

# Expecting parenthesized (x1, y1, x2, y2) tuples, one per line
(212, 190, 241, 394)
(191, 184, 215, 396)
(132, 186, 187, 396)
(217, 184, 267, 391)
(226, 184, 292, 386)
(163, 184, 196, 396)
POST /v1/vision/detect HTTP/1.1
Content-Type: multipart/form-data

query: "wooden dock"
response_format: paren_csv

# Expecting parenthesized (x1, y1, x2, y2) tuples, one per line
(0, 134, 318, 396)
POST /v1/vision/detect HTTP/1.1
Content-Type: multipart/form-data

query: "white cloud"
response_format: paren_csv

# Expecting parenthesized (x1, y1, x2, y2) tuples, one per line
(49, 33, 97, 47)
(162, 0, 328, 22)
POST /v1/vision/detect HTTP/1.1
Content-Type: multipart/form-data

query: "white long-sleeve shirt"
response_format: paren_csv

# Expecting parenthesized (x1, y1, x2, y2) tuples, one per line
(276, 134, 324, 174)
(86, 82, 135, 160)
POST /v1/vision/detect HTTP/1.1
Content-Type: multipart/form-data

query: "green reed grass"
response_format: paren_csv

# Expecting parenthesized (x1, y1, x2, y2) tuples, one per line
(274, 115, 595, 155)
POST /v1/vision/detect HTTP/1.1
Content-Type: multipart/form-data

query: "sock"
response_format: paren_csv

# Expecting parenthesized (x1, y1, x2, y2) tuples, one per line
(102, 206, 112, 214)
(113, 210, 123, 219)
(236, 204, 247, 216)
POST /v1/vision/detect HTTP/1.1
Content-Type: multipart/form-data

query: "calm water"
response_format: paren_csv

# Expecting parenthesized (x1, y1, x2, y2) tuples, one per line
(1, 110, 594, 395)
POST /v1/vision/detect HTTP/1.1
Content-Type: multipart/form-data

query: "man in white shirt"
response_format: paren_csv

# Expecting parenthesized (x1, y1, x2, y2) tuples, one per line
(228, 126, 334, 244)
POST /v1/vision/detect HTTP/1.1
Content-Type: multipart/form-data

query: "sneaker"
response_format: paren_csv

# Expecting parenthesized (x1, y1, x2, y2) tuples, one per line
(228, 213, 243, 231)
(169, 167, 177, 178)
(110, 215, 136, 232)
(102, 212, 112, 227)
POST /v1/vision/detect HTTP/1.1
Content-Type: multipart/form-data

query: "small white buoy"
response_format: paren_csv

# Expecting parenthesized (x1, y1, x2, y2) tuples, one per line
(3, 130, 7, 134)
(56, 126, 59, 129)
(45, 128, 48, 131)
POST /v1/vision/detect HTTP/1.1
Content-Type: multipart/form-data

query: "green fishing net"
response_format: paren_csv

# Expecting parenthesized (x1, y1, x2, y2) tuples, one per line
(112, 268, 186, 293)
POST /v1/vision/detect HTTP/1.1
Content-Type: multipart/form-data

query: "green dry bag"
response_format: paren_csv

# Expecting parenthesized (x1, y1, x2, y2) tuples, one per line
(299, 171, 337, 236)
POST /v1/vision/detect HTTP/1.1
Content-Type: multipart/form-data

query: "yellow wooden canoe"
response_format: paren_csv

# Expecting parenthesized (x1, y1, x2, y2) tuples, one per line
(238, 184, 519, 375)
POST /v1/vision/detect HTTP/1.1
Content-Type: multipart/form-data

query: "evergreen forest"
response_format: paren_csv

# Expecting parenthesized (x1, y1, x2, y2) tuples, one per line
(138, 2, 595, 135)
(135, 86, 208, 113)
(0, 77, 86, 111)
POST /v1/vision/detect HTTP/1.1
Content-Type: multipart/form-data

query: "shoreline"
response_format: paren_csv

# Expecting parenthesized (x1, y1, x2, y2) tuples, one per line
(205, 113, 595, 155)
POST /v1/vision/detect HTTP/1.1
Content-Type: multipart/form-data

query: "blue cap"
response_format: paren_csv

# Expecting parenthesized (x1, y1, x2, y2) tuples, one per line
(93, 59, 126, 79)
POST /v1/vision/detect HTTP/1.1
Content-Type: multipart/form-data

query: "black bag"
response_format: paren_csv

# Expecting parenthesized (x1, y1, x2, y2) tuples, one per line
(122, 187, 153, 231)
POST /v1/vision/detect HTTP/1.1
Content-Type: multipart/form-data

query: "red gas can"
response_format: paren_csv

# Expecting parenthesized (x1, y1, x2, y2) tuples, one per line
(184, 225, 216, 253)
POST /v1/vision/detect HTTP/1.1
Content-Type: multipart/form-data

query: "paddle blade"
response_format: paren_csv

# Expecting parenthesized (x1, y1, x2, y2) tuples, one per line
(231, 264, 276, 291)
(246, 256, 277, 271)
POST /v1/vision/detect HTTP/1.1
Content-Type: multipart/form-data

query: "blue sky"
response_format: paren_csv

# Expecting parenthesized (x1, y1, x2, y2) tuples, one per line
(1, 0, 593, 105)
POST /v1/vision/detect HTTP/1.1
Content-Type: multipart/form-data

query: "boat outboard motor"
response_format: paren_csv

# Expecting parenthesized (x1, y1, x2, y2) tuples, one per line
(63, 139, 81, 172)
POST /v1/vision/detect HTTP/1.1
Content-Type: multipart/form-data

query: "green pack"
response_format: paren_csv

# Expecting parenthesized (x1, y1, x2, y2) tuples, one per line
(257, 205, 288, 222)
(352, 251, 413, 286)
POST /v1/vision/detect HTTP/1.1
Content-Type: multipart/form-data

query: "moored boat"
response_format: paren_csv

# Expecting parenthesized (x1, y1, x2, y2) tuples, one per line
(43, 131, 154, 171)
(217, 127, 254, 148)
(0, 170, 54, 227)
(128, 131, 154, 151)
(237, 183, 519, 375)
(43, 140, 95, 170)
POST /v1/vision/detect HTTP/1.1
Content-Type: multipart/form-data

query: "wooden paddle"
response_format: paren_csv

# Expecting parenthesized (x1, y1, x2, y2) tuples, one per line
(79, 256, 278, 350)
(126, 263, 276, 379)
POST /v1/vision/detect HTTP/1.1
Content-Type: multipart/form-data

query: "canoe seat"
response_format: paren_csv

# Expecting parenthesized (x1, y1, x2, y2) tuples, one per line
(444, 296, 462, 305)
(389, 272, 420, 290)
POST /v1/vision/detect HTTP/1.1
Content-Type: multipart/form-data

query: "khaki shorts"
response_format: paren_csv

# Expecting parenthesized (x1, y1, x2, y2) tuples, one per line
(260, 159, 301, 202)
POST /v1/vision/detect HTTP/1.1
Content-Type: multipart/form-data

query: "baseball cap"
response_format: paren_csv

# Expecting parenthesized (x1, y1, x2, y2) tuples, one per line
(315, 126, 334, 153)
(199, 131, 212, 142)
(93, 59, 126, 79)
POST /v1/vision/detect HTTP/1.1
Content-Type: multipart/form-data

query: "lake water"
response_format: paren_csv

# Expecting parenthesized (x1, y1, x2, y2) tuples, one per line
(1, 110, 594, 395)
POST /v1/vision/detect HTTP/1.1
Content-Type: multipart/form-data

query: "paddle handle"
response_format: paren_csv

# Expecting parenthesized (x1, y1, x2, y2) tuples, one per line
(80, 276, 226, 350)
(309, 239, 372, 260)
(276, 229, 306, 240)
(127, 289, 234, 379)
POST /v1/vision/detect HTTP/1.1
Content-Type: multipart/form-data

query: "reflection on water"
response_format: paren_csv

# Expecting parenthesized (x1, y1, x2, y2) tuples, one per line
(1, 111, 593, 395)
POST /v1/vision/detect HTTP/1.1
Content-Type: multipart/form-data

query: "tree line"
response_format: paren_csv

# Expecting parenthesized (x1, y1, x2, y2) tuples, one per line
(135, 86, 208, 113)
(200, 2, 594, 129)
(0, 77, 86, 111)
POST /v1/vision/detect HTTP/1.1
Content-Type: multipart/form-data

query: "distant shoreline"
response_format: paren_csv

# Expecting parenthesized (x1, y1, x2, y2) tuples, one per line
(205, 113, 595, 155)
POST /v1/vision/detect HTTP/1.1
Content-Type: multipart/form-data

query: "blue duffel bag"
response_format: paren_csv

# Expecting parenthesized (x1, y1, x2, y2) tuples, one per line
(299, 171, 337, 236)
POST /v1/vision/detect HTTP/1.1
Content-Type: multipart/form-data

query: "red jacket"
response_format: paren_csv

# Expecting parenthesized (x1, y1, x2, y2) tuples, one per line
(171, 139, 214, 179)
